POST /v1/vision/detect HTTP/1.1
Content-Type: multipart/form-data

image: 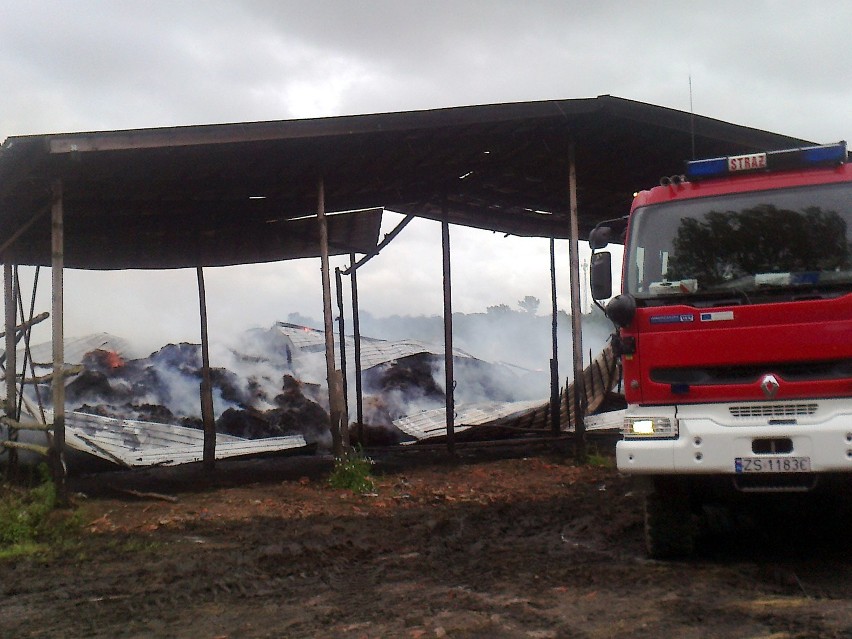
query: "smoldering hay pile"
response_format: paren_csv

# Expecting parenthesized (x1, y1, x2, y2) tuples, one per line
(27, 323, 550, 451)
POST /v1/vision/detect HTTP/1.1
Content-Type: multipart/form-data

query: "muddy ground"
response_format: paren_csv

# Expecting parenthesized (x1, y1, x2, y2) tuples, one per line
(2, 443, 851, 639)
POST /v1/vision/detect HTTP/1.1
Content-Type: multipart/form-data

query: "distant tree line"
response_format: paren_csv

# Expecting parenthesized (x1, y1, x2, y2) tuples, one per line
(287, 299, 612, 371)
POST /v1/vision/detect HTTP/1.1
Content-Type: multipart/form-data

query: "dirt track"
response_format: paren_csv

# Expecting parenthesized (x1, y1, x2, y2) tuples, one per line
(3, 448, 851, 638)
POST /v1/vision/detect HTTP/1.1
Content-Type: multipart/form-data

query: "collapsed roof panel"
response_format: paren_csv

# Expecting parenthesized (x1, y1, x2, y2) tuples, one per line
(395, 344, 621, 443)
(272, 322, 476, 369)
(64, 412, 308, 467)
(395, 399, 546, 441)
(7, 324, 617, 461)
(19, 332, 140, 365)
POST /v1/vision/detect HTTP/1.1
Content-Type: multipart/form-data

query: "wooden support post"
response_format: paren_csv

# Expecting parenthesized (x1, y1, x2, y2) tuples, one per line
(567, 142, 587, 462)
(349, 253, 364, 440)
(318, 179, 347, 455)
(441, 201, 455, 454)
(549, 238, 561, 435)
(50, 180, 68, 503)
(4, 261, 18, 471)
(197, 266, 216, 470)
(4, 264, 15, 411)
(335, 267, 349, 418)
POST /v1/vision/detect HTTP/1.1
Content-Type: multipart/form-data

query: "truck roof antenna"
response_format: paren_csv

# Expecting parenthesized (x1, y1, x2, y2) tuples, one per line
(689, 73, 696, 160)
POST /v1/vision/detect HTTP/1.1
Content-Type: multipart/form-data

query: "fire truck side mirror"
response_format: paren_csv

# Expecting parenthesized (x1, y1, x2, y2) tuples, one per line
(588, 217, 628, 249)
(588, 226, 612, 249)
(590, 251, 613, 300)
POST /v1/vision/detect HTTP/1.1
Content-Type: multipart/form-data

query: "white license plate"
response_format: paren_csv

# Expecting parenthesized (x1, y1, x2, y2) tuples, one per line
(735, 456, 811, 473)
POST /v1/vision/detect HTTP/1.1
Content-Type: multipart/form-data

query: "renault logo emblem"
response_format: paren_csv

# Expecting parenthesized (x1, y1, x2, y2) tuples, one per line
(760, 374, 780, 399)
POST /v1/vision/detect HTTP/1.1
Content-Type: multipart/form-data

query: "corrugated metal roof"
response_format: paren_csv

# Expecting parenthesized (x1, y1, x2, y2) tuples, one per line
(394, 343, 621, 442)
(273, 322, 475, 370)
(395, 399, 546, 441)
(0, 95, 811, 270)
(63, 411, 308, 467)
(393, 400, 620, 442)
(19, 332, 140, 365)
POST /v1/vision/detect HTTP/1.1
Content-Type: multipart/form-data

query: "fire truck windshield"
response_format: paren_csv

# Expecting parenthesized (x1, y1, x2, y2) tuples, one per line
(625, 181, 852, 302)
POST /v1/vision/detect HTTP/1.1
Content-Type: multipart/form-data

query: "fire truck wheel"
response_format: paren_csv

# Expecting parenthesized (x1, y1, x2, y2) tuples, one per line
(644, 478, 698, 559)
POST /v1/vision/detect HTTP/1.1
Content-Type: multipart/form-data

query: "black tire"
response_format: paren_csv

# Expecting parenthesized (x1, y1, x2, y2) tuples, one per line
(644, 478, 698, 559)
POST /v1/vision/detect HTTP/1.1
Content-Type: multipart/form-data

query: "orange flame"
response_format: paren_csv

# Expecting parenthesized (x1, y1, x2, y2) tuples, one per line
(104, 350, 124, 369)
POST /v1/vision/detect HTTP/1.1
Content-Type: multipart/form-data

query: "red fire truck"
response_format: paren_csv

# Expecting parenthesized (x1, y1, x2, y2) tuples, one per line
(589, 141, 852, 558)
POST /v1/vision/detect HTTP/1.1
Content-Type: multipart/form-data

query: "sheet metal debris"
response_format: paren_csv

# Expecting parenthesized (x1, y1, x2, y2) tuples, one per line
(393, 344, 621, 443)
(395, 399, 546, 442)
(4, 326, 620, 464)
(272, 322, 475, 370)
(60, 411, 308, 467)
(19, 332, 140, 366)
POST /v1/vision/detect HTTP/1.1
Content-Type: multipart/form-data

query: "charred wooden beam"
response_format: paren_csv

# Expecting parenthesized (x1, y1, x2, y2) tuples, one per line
(550, 238, 560, 434)
(341, 213, 414, 275)
(335, 267, 349, 418)
(441, 196, 455, 454)
(350, 253, 364, 436)
(197, 266, 216, 471)
(4, 260, 18, 470)
(1, 440, 49, 456)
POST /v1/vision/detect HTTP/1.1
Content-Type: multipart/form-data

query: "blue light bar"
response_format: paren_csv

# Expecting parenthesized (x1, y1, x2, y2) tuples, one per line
(684, 141, 847, 181)
(801, 143, 847, 164)
(684, 157, 728, 179)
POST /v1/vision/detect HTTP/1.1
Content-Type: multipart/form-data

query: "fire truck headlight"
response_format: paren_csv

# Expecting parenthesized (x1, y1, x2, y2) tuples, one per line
(624, 417, 677, 439)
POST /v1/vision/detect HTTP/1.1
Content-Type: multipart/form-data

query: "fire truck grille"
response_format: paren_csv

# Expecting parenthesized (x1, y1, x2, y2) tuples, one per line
(729, 403, 818, 419)
(652, 358, 852, 385)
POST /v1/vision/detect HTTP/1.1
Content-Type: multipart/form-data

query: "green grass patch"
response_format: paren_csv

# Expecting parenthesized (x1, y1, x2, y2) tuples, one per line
(0, 540, 50, 561)
(0, 464, 81, 559)
(584, 446, 615, 469)
(328, 447, 376, 494)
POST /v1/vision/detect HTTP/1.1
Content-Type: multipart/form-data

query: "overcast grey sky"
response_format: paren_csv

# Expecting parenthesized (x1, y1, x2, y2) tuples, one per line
(2, 1, 850, 354)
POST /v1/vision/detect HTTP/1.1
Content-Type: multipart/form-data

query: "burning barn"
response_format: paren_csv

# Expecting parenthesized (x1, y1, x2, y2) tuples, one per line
(0, 96, 809, 494)
(4, 319, 622, 471)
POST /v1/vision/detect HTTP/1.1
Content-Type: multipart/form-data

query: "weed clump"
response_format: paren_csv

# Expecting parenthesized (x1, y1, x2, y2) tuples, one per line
(585, 449, 615, 469)
(0, 464, 78, 558)
(328, 448, 375, 494)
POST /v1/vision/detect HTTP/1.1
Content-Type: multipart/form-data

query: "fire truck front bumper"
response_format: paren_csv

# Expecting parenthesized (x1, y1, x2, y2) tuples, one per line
(615, 400, 852, 476)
